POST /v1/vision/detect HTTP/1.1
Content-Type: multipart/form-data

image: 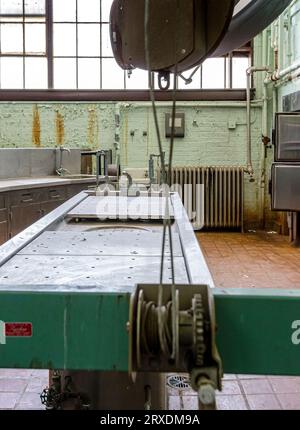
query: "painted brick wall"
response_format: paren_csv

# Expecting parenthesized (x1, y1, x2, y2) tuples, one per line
(0, 103, 116, 150)
(0, 100, 263, 228)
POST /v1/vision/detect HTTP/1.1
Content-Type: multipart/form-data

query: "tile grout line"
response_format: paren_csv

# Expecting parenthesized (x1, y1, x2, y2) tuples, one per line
(236, 377, 251, 410)
(14, 377, 31, 410)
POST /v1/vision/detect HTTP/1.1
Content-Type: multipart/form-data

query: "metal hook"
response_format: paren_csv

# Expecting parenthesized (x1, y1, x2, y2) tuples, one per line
(158, 71, 171, 90)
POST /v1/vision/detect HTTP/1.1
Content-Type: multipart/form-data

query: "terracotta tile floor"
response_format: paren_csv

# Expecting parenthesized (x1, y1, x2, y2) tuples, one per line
(167, 231, 300, 410)
(1, 231, 300, 410)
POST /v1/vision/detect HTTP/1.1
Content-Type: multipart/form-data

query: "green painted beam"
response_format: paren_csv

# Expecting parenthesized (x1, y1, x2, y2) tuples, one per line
(215, 288, 300, 376)
(1, 288, 300, 376)
(0, 291, 130, 371)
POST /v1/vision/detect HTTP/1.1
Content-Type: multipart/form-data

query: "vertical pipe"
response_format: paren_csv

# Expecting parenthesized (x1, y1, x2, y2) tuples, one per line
(246, 66, 270, 180)
(246, 70, 254, 178)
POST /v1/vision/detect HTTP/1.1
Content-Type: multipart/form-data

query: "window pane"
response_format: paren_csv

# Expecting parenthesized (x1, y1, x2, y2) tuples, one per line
(0, 57, 23, 88)
(102, 0, 114, 22)
(53, 24, 76, 56)
(202, 58, 225, 89)
(102, 58, 124, 89)
(78, 0, 100, 22)
(178, 67, 201, 89)
(25, 23, 46, 54)
(54, 58, 77, 89)
(0, 23, 23, 54)
(0, 0, 22, 15)
(78, 58, 100, 89)
(25, 57, 47, 88)
(53, 0, 76, 22)
(126, 69, 149, 89)
(102, 23, 113, 57)
(25, 0, 45, 15)
(225, 56, 230, 88)
(232, 57, 249, 88)
(78, 24, 100, 56)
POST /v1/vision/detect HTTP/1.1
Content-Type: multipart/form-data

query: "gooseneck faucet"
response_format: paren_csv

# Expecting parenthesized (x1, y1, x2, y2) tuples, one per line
(56, 146, 71, 177)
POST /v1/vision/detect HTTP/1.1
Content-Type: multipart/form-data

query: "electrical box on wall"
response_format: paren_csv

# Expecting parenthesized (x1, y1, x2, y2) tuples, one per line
(165, 113, 185, 138)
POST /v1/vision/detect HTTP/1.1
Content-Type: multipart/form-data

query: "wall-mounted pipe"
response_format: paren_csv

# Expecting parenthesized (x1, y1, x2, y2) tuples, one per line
(246, 66, 270, 180)
(267, 58, 300, 83)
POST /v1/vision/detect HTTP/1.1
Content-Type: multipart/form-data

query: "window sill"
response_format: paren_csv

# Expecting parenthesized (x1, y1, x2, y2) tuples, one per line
(0, 89, 252, 102)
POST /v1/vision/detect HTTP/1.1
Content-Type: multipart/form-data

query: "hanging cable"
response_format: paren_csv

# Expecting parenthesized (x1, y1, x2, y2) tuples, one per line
(144, 0, 169, 356)
(167, 59, 178, 362)
(144, 0, 179, 362)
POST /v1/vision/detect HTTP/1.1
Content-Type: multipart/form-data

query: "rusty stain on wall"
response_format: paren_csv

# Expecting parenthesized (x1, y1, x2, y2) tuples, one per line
(32, 105, 41, 147)
(56, 111, 65, 146)
(87, 108, 99, 148)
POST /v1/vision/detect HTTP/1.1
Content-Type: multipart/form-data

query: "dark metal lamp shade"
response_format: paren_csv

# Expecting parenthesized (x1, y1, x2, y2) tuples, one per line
(109, 0, 293, 74)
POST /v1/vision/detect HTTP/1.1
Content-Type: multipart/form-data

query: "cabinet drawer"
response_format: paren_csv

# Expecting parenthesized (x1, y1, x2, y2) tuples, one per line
(9, 189, 42, 206)
(47, 186, 68, 201)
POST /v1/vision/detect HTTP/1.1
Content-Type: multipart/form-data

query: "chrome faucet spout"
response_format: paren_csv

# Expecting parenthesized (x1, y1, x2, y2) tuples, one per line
(122, 171, 133, 188)
(56, 146, 71, 176)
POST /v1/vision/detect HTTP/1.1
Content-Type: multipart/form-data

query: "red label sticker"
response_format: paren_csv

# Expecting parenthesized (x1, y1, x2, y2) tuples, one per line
(5, 323, 32, 337)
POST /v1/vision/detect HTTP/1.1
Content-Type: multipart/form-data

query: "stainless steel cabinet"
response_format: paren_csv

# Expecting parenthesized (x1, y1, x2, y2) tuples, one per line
(0, 182, 92, 244)
(10, 202, 42, 237)
(9, 189, 47, 237)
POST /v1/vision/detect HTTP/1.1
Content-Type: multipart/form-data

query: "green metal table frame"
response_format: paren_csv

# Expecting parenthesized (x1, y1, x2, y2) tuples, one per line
(1, 287, 300, 376)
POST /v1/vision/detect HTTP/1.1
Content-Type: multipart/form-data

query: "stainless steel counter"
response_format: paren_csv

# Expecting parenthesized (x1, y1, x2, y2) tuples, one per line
(0, 176, 96, 193)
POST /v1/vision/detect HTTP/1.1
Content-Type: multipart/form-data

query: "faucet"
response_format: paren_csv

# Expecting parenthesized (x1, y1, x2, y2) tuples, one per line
(119, 170, 133, 195)
(56, 147, 71, 177)
(122, 171, 133, 189)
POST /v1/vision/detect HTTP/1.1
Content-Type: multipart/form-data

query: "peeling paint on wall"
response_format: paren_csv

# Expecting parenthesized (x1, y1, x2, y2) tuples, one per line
(32, 105, 41, 147)
(56, 111, 65, 146)
(87, 107, 99, 149)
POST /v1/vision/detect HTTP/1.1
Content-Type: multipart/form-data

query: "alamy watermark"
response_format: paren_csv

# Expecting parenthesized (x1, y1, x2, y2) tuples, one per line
(292, 320, 300, 345)
(93, 182, 205, 230)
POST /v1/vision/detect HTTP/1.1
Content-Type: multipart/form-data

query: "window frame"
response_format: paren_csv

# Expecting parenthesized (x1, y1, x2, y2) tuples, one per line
(0, 0, 48, 89)
(0, 0, 253, 100)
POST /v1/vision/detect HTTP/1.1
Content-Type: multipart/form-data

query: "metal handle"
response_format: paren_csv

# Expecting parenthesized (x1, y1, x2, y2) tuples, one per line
(21, 198, 33, 203)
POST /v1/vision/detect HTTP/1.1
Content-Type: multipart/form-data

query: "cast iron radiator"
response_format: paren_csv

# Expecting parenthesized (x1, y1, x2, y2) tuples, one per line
(170, 166, 244, 230)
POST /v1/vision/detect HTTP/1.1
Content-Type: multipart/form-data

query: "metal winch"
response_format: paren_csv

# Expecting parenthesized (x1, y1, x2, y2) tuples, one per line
(129, 284, 222, 409)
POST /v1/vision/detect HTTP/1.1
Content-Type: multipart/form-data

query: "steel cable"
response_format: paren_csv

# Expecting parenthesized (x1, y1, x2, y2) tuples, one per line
(144, 0, 179, 362)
